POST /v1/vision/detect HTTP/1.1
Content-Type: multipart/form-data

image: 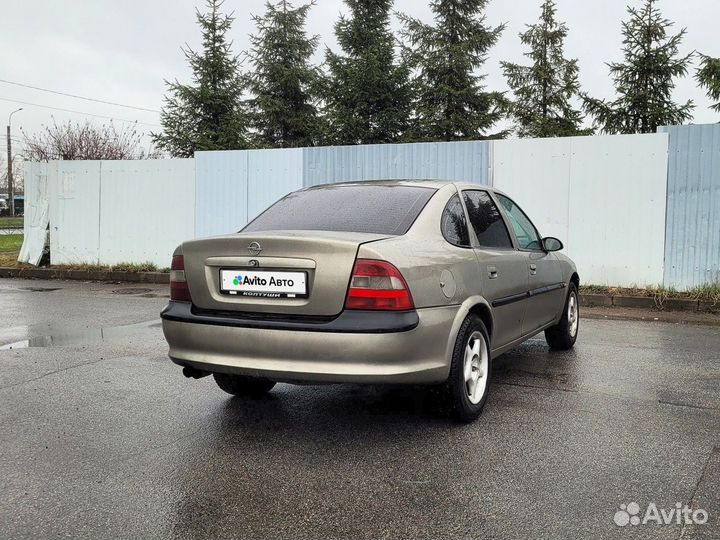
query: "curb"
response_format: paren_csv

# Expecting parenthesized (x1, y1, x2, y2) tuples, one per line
(0, 266, 169, 284)
(582, 308, 720, 327)
(581, 293, 715, 313)
(699, 300, 720, 313)
(579, 293, 613, 307)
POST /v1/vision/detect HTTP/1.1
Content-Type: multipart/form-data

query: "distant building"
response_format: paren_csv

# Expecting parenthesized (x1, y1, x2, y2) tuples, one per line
(0, 195, 23, 216)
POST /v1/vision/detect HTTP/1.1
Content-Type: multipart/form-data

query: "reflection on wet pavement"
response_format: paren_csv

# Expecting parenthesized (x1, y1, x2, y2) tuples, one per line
(0, 320, 161, 350)
(0, 277, 718, 539)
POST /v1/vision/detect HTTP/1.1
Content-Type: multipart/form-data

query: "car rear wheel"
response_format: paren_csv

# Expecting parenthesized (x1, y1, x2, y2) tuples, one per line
(447, 314, 491, 422)
(544, 282, 579, 350)
(213, 373, 276, 397)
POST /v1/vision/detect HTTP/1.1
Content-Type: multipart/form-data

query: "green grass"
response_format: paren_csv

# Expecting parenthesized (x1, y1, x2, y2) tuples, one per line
(0, 217, 23, 228)
(0, 234, 24, 267)
(0, 235, 23, 253)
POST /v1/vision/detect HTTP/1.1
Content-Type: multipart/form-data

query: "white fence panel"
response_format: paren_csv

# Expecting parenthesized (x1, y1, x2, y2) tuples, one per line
(494, 133, 668, 286)
(567, 134, 668, 287)
(49, 161, 101, 265)
(99, 160, 195, 268)
(491, 138, 570, 242)
(18, 161, 51, 265)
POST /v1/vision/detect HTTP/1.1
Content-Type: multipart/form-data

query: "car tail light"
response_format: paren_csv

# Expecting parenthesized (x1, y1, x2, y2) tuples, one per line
(170, 254, 192, 302)
(345, 259, 414, 311)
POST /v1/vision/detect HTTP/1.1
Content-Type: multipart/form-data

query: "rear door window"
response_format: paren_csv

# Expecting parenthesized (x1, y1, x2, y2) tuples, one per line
(243, 184, 436, 235)
(462, 190, 513, 249)
(441, 194, 470, 247)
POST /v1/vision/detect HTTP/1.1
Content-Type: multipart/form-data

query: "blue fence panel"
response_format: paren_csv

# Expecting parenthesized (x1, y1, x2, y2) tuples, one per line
(246, 148, 304, 222)
(195, 148, 305, 237)
(303, 141, 491, 187)
(195, 150, 248, 238)
(660, 124, 720, 288)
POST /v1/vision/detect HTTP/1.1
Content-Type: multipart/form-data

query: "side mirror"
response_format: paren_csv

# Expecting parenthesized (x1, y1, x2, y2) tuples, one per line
(542, 237, 563, 252)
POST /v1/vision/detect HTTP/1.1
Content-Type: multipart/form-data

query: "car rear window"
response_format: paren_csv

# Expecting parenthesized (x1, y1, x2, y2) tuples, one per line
(242, 185, 437, 235)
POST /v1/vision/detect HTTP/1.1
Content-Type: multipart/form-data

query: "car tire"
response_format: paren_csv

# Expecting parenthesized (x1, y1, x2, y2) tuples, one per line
(213, 373, 276, 397)
(447, 314, 492, 422)
(544, 282, 579, 351)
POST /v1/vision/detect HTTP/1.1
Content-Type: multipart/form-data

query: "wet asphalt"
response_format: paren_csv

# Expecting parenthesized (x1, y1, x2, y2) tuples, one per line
(0, 278, 718, 540)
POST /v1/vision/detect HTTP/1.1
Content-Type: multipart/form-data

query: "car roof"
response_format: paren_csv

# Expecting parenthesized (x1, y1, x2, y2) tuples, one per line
(305, 179, 507, 196)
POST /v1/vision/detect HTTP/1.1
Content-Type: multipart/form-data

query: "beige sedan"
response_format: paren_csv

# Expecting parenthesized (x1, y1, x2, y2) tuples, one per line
(161, 181, 579, 421)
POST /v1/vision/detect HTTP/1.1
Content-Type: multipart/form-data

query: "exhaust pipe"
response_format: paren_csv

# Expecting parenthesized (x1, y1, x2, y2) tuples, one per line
(182, 366, 210, 379)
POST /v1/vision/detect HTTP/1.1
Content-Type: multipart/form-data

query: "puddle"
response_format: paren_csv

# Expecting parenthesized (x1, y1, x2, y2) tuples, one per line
(112, 288, 154, 295)
(0, 319, 161, 350)
(20, 287, 62, 293)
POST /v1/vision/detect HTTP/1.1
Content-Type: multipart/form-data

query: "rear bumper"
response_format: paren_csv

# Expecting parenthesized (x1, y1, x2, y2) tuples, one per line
(160, 302, 458, 384)
(160, 300, 420, 333)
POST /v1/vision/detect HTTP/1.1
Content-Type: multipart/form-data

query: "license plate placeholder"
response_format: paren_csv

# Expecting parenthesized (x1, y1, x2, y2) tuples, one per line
(219, 269, 308, 298)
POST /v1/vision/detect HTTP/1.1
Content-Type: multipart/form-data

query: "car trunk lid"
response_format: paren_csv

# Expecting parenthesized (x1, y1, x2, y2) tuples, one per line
(182, 230, 392, 316)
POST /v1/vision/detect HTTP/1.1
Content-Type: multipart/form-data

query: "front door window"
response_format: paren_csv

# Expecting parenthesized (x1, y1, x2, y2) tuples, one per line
(496, 194, 542, 251)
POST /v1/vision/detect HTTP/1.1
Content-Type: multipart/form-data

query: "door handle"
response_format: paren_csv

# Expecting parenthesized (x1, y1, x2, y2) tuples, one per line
(487, 266, 498, 279)
(529, 264, 537, 276)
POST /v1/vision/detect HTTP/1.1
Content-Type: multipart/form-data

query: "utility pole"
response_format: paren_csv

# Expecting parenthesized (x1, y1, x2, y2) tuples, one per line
(7, 108, 22, 217)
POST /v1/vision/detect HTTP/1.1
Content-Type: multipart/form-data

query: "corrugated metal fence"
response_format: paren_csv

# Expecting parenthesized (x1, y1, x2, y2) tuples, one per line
(19, 124, 720, 288)
(194, 149, 304, 238)
(303, 141, 490, 187)
(659, 124, 720, 289)
(194, 141, 490, 238)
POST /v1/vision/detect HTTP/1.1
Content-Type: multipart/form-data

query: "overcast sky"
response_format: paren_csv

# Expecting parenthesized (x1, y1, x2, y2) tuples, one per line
(2, 0, 719, 156)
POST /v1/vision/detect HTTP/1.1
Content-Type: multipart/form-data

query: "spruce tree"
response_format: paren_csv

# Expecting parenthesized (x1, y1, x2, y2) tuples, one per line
(582, 0, 693, 134)
(248, 0, 322, 148)
(501, 0, 590, 138)
(399, 0, 506, 141)
(696, 54, 720, 114)
(153, 0, 248, 157)
(325, 0, 412, 145)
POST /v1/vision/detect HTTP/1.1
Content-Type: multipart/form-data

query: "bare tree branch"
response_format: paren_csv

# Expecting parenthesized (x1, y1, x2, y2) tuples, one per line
(21, 119, 160, 161)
